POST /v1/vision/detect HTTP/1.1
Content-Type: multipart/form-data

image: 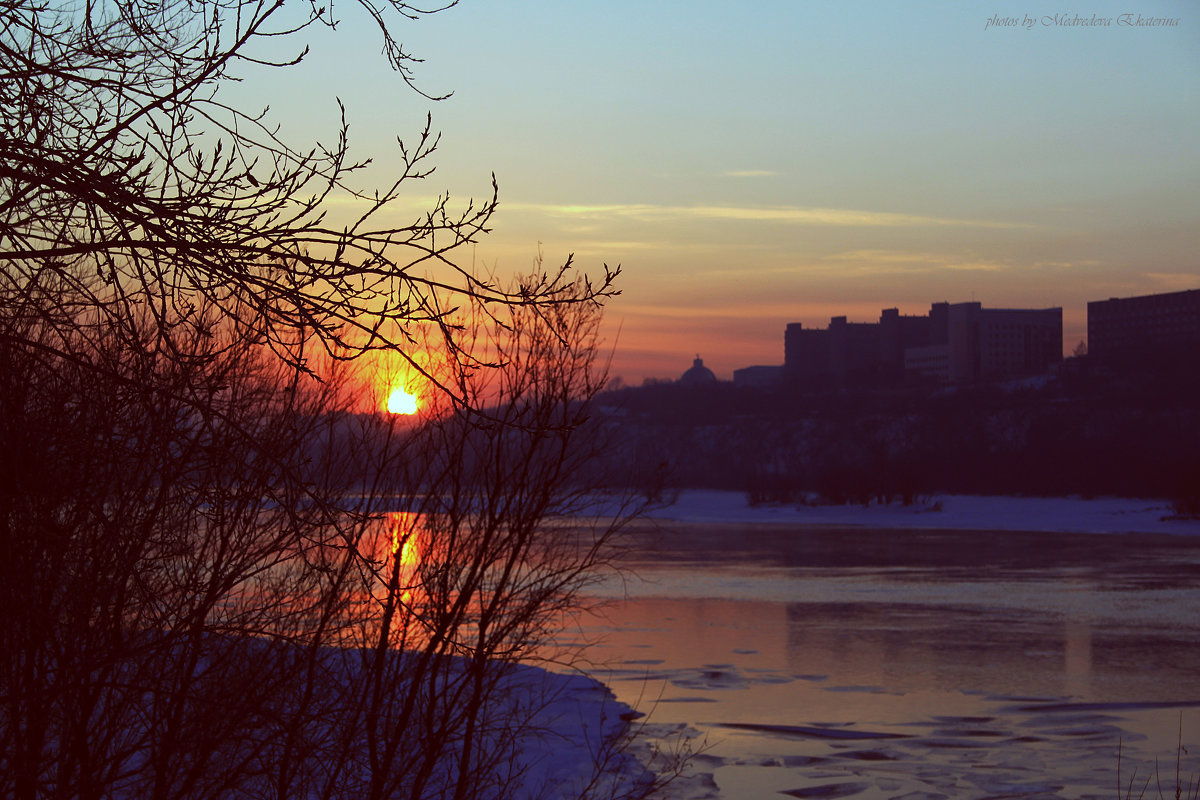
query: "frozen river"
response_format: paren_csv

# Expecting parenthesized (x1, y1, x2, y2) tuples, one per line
(565, 517, 1200, 799)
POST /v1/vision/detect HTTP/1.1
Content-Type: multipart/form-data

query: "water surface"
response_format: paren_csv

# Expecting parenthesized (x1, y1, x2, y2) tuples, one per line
(568, 523, 1200, 799)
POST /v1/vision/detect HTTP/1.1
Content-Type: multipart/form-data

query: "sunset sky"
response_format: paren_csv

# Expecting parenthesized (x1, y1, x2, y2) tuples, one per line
(242, 0, 1199, 384)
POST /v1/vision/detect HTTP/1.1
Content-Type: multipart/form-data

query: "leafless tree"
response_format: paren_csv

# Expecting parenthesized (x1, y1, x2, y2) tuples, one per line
(0, 288, 358, 799)
(0, 0, 675, 797)
(0, 0, 617, 382)
(342, 275, 647, 800)
(0, 250, 665, 800)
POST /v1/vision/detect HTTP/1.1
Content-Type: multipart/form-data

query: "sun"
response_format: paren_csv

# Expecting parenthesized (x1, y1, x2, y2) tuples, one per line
(386, 387, 419, 415)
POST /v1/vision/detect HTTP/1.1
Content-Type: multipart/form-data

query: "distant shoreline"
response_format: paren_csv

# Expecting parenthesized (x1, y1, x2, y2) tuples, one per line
(642, 490, 1200, 536)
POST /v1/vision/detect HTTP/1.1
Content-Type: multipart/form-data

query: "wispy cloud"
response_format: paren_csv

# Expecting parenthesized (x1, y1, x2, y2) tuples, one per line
(942, 260, 1007, 273)
(830, 249, 944, 264)
(1031, 259, 1101, 270)
(617, 302, 798, 320)
(1146, 272, 1200, 291)
(827, 249, 1020, 275)
(504, 202, 1027, 229)
(568, 239, 689, 254)
(832, 251, 1102, 272)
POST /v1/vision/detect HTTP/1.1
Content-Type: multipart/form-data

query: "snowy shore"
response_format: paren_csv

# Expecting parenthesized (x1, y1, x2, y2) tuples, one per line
(643, 490, 1200, 535)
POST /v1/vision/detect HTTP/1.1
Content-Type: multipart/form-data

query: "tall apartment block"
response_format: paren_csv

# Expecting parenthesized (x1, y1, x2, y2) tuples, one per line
(1087, 288, 1200, 371)
(785, 301, 1062, 388)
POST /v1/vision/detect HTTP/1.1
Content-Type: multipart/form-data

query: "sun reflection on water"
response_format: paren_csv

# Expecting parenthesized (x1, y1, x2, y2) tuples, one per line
(386, 511, 421, 566)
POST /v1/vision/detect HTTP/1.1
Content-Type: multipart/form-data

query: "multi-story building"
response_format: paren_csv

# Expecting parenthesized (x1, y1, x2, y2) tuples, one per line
(783, 322, 834, 385)
(944, 303, 1063, 384)
(1087, 288, 1200, 371)
(785, 301, 1062, 388)
(732, 364, 783, 390)
(785, 304, 950, 388)
(903, 344, 951, 384)
(879, 304, 946, 383)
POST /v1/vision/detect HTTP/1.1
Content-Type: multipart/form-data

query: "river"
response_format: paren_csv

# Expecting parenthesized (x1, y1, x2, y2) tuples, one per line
(566, 521, 1200, 799)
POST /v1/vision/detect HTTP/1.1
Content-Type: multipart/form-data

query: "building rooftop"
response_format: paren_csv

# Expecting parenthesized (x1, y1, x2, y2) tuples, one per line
(680, 355, 717, 386)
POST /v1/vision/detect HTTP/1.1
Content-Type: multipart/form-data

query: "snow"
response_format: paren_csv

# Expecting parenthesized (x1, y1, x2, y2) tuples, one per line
(85, 642, 652, 800)
(493, 665, 655, 800)
(643, 490, 1200, 535)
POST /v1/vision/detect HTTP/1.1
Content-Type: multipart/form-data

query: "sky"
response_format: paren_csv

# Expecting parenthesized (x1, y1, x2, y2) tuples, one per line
(237, 0, 1200, 385)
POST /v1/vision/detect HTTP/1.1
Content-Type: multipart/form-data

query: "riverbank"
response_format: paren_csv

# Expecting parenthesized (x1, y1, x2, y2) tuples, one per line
(644, 490, 1200, 535)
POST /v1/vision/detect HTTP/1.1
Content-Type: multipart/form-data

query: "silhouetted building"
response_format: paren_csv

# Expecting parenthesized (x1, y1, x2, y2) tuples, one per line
(786, 301, 1061, 388)
(943, 302, 1062, 384)
(785, 316, 889, 389)
(679, 355, 718, 386)
(732, 365, 783, 389)
(879, 305, 945, 383)
(784, 323, 831, 386)
(828, 316, 882, 386)
(1087, 288, 1200, 373)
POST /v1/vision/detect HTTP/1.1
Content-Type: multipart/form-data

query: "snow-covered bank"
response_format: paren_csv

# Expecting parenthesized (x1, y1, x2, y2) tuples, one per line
(491, 665, 655, 799)
(644, 490, 1200, 535)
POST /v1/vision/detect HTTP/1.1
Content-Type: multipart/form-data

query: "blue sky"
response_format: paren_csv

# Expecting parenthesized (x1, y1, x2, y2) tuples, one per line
(238, 0, 1200, 383)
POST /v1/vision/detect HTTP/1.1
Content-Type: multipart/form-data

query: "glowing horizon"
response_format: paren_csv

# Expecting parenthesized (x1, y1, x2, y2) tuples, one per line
(233, 0, 1199, 386)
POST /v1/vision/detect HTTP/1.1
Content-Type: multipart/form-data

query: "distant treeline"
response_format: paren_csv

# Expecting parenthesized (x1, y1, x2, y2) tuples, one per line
(589, 368, 1200, 514)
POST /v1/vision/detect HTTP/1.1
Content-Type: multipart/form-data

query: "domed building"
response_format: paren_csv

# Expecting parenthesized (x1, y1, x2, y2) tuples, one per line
(679, 355, 717, 386)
